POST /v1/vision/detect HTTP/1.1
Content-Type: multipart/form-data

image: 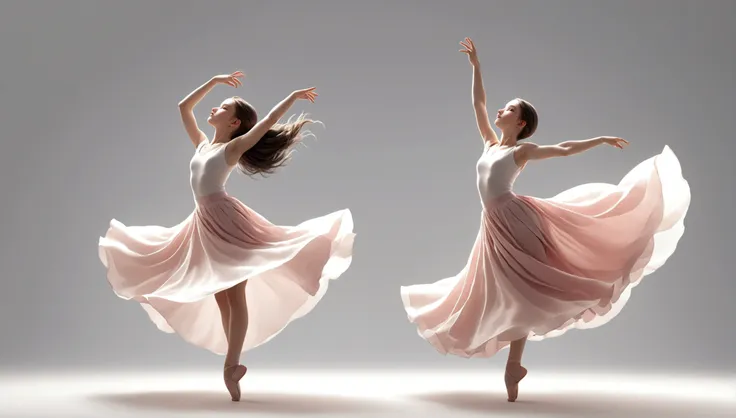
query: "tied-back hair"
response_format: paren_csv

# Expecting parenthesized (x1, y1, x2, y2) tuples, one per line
(230, 96, 318, 177)
(515, 98, 539, 140)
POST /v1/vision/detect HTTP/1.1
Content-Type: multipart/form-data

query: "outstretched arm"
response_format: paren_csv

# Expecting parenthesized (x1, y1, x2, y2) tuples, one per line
(516, 136, 629, 164)
(178, 71, 244, 148)
(225, 87, 318, 160)
(460, 37, 499, 146)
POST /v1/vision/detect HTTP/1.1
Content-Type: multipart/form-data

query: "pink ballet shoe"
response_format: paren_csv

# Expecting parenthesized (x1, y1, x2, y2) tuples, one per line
(224, 364, 247, 402)
(504, 362, 528, 402)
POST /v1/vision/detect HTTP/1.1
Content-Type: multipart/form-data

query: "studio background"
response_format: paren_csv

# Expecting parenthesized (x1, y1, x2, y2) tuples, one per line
(1, 0, 733, 373)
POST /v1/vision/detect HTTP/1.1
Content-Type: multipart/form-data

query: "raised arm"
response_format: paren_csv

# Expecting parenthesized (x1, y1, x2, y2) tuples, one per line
(516, 136, 629, 164)
(178, 71, 244, 148)
(225, 87, 318, 161)
(460, 38, 499, 146)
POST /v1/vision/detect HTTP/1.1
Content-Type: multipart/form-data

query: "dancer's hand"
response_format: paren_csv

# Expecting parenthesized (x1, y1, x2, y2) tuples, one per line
(290, 87, 318, 103)
(599, 136, 630, 149)
(459, 37, 480, 67)
(213, 71, 245, 88)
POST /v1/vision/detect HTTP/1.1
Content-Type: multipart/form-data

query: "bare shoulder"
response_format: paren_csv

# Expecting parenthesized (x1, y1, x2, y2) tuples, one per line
(223, 140, 241, 166)
(513, 142, 538, 165)
(194, 137, 208, 149)
(514, 141, 539, 156)
(517, 142, 538, 150)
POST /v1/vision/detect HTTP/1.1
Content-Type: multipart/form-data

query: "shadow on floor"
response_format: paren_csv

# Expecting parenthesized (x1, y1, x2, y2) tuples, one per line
(409, 390, 735, 418)
(88, 390, 396, 414)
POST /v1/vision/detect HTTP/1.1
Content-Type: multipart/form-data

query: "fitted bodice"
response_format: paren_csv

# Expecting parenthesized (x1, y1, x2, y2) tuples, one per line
(189, 141, 235, 198)
(476, 145, 522, 204)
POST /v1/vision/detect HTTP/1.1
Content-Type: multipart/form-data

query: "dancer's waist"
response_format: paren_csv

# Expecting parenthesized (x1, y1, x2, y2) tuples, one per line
(195, 190, 230, 205)
(481, 191, 516, 208)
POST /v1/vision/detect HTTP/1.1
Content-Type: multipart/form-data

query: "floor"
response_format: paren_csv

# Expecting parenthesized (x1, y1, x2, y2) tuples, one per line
(3, 369, 734, 417)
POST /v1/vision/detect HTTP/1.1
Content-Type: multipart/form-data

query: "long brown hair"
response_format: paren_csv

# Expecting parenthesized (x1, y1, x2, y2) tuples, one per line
(230, 96, 316, 176)
(515, 98, 539, 140)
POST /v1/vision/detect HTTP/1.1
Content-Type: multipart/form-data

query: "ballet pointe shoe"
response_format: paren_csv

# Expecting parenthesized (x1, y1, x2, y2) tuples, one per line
(223, 364, 247, 402)
(504, 361, 528, 402)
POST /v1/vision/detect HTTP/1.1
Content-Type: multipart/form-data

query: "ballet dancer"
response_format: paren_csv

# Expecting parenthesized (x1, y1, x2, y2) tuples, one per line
(98, 71, 355, 401)
(400, 38, 690, 402)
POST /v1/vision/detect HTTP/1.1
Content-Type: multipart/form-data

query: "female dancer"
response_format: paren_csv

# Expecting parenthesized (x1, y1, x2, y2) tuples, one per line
(98, 71, 355, 401)
(400, 38, 690, 402)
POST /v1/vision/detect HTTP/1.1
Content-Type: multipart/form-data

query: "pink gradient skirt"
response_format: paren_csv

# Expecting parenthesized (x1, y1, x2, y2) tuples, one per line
(98, 191, 355, 354)
(401, 145, 690, 358)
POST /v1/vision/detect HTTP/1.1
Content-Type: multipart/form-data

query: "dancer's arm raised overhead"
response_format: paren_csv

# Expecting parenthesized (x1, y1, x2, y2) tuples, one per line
(460, 37, 499, 147)
(178, 71, 244, 148)
(516, 136, 629, 164)
(224, 87, 318, 163)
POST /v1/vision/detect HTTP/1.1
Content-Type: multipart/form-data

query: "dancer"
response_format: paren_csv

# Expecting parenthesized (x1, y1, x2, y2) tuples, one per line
(98, 71, 355, 401)
(400, 38, 690, 402)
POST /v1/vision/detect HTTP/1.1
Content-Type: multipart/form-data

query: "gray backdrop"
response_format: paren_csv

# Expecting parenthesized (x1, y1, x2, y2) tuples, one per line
(1, 0, 733, 373)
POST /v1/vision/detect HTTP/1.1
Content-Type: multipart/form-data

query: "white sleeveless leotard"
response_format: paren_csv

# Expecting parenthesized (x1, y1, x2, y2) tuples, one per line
(189, 141, 235, 199)
(476, 145, 522, 205)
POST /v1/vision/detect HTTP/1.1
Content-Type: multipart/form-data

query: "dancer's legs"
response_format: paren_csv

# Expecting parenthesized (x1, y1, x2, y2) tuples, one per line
(220, 281, 249, 401)
(214, 291, 231, 344)
(507, 337, 526, 364)
(224, 280, 249, 367)
(505, 337, 528, 402)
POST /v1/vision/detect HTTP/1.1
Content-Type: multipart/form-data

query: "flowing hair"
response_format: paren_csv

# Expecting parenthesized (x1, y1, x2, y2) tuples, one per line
(230, 96, 319, 176)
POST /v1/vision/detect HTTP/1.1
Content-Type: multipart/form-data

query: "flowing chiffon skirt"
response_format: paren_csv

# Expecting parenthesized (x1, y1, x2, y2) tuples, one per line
(400, 145, 690, 358)
(99, 191, 355, 354)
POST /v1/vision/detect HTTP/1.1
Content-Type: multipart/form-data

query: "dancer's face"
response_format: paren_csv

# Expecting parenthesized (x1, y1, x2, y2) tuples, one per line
(207, 98, 241, 133)
(494, 100, 526, 133)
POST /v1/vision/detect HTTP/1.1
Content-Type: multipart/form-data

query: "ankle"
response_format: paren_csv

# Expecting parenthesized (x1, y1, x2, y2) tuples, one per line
(506, 360, 524, 370)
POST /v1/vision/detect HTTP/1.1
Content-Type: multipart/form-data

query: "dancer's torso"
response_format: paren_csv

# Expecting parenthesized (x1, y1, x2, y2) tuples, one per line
(190, 141, 235, 198)
(476, 145, 522, 204)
